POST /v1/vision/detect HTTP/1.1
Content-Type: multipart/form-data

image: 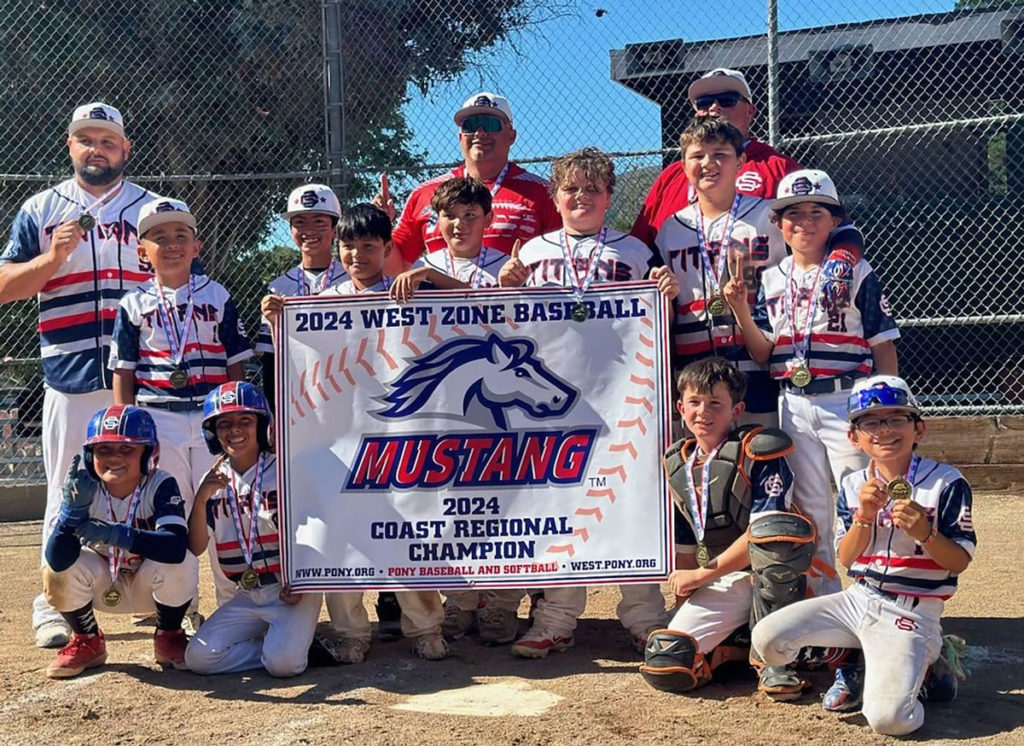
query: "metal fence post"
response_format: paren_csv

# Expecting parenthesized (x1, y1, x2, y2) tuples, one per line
(322, 0, 346, 202)
(767, 0, 780, 148)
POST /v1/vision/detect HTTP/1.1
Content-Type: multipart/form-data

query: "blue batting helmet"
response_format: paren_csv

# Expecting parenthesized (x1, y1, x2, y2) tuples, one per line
(201, 382, 273, 455)
(83, 405, 159, 478)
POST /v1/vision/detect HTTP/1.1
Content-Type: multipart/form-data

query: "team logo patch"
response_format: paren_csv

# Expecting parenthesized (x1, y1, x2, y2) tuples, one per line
(87, 107, 111, 121)
(762, 472, 785, 499)
(734, 172, 763, 193)
(102, 415, 121, 430)
(299, 190, 322, 209)
(473, 95, 495, 108)
(220, 389, 238, 405)
(155, 201, 180, 213)
(789, 177, 819, 196)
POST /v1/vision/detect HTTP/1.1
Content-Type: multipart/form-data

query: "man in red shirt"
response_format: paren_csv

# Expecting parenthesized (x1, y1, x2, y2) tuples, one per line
(383, 92, 561, 273)
(631, 68, 800, 247)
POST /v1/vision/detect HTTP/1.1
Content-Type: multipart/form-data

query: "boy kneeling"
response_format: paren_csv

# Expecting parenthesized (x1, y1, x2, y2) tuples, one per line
(640, 358, 814, 697)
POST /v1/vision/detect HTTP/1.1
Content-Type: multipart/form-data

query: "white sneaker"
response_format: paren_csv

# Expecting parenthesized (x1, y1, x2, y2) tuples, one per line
(414, 633, 450, 660)
(35, 620, 72, 649)
(511, 627, 574, 659)
(181, 612, 204, 637)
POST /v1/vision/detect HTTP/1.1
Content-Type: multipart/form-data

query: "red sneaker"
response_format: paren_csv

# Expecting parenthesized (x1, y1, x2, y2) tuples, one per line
(154, 628, 189, 670)
(46, 633, 107, 679)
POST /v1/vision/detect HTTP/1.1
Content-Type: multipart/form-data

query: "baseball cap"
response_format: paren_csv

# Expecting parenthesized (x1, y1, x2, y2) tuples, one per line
(770, 169, 841, 212)
(138, 197, 197, 236)
(453, 92, 514, 127)
(282, 183, 341, 220)
(68, 102, 125, 138)
(688, 69, 752, 107)
(848, 376, 921, 420)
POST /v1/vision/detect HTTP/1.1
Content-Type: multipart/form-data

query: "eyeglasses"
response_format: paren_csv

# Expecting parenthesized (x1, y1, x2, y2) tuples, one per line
(852, 414, 916, 434)
(694, 92, 748, 110)
(459, 114, 505, 134)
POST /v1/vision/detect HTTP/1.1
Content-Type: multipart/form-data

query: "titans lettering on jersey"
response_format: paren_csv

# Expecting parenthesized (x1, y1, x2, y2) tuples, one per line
(519, 229, 653, 287)
(205, 456, 280, 582)
(83, 470, 187, 573)
(412, 245, 505, 288)
(109, 276, 253, 403)
(754, 257, 900, 381)
(0, 179, 155, 393)
(255, 264, 350, 353)
(836, 459, 976, 599)
(654, 196, 785, 366)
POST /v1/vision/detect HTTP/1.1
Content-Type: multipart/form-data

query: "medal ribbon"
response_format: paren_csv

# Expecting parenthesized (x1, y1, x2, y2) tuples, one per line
(103, 483, 144, 583)
(559, 229, 607, 303)
(154, 277, 197, 371)
(487, 163, 510, 197)
(683, 439, 727, 541)
(786, 259, 826, 365)
(296, 259, 339, 296)
(444, 246, 489, 289)
(694, 194, 741, 309)
(226, 453, 267, 569)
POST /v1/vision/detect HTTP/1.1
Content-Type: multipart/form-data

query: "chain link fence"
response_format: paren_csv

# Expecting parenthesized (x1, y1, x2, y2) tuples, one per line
(2, 0, 1020, 484)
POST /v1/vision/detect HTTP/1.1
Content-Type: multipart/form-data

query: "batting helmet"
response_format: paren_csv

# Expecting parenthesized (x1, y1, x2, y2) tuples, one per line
(83, 405, 159, 478)
(848, 375, 921, 420)
(201, 382, 273, 455)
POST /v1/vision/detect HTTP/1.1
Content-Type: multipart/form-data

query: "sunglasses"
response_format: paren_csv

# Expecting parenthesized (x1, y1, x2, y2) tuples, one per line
(459, 114, 505, 134)
(848, 385, 916, 416)
(694, 92, 748, 110)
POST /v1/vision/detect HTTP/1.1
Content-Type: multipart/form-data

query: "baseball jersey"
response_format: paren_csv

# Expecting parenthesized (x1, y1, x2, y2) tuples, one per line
(754, 257, 900, 382)
(519, 229, 654, 287)
(631, 140, 800, 247)
(393, 163, 562, 264)
(0, 179, 156, 393)
(109, 275, 253, 405)
(205, 453, 280, 584)
(410, 245, 505, 288)
(319, 278, 392, 296)
(255, 262, 349, 354)
(836, 459, 976, 599)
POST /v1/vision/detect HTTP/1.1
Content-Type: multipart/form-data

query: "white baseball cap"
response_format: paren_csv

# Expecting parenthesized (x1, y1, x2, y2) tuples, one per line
(848, 375, 921, 419)
(453, 92, 514, 127)
(770, 169, 841, 212)
(69, 102, 125, 138)
(282, 183, 341, 220)
(138, 198, 197, 236)
(688, 69, 753, 107)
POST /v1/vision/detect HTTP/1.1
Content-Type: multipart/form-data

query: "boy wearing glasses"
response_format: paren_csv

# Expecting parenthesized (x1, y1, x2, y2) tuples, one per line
(752, 376, 975, 736)
(387, 92, 561, 270)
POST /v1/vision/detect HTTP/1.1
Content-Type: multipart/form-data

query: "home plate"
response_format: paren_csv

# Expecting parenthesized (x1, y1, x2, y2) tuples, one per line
(392, 680, 562, 717)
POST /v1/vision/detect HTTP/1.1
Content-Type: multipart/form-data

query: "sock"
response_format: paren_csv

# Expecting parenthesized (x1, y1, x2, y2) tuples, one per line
(60, 603, 99, 635)
(155, 600, 190, 632)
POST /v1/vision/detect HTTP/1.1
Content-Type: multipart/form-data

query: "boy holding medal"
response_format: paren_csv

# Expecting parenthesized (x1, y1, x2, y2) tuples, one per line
(42, 405, 198, 677)
(185, 382, 322, 677)
(497, 147, 679, 658)
(752, 376, 975, 736)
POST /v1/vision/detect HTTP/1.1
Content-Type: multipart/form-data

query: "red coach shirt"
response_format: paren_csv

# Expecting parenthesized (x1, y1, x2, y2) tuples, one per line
(631, 140, 800, 247)
(393, 162, 562, 265)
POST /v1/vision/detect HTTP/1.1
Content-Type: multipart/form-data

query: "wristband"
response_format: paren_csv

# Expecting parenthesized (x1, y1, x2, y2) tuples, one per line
(852, 511, 874, 529)
(921, 525, 938, 546)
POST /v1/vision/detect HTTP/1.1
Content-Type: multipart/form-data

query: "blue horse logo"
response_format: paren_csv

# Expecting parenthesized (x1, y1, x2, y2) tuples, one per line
(375, 333, 577, 430)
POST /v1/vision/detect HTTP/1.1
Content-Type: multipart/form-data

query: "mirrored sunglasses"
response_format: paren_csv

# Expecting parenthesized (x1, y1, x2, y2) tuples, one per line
(460, 114, 505, 134)
(694, 92, 747, 109)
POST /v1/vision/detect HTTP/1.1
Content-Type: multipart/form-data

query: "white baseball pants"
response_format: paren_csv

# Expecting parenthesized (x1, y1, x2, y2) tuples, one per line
(325, 590, 444, 640)
(665, 571, 752, 652)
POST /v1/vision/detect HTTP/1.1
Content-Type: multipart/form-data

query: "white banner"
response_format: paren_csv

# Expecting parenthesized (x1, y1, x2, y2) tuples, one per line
(277, 284, 673, 591)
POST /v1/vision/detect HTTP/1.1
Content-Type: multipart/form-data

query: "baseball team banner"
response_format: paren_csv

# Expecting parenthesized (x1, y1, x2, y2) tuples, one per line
(277, 284, 673, 591)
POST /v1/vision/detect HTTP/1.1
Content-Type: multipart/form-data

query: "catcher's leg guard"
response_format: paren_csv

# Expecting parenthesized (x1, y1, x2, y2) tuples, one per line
(639, 630, 713, 693)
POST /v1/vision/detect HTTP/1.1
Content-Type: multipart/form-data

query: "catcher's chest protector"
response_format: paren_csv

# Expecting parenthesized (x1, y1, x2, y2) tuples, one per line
(664, 430, 754, 557)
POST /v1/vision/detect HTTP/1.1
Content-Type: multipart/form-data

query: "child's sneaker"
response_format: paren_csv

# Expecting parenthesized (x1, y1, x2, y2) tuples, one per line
(414, 633, 449, 660)
(46, 632, 107, 679)
(822, 664, 864, 712)
(478, 607, 518, 646)
(154, 629, 188, 670)
(920, 634, 969, 703)
(376, 593, 403, 642)
(181, 611, 204, 637)
(335, 637, 371, 664)
(34, 620, 71, 649)
(441, 602, 477, 641)
(511, 627, 574, 659)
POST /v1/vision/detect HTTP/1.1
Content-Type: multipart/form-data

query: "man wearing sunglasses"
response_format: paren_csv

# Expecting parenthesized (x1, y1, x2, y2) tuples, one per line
(385, 92, 561, 273)
(631, 68, 800, 247)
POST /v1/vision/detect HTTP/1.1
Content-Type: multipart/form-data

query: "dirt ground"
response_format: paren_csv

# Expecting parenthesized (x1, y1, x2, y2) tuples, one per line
(1, 494, 1021, 746)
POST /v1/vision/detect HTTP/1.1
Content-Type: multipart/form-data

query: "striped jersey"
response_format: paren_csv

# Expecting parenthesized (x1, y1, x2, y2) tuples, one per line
(654, 196, 786, 368)
(205, 454, 280, 584)
(84, 469, 187, 574)
(519, 229, 653, 287)
(754, 256, 899, 382)
(255, 262, 349, 354)
(411, 245, 505, 288)
(109, 275, 253, 404)
(1, 179, 156, 393)
(836, 459, 976, 599)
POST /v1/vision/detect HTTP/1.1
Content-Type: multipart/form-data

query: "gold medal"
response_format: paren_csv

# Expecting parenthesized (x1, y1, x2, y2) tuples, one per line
(102, 586, 122, 607)
(790, 364, 814, 388)
(696, 542, 710, 568)
(240, 567, 260, 590)
(571, 302, 589, 323)
(168, 368, 189, 389)
(887, 476, 913, 502)
(77, 213, 96, 232)
(707, 294, 727, 317)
